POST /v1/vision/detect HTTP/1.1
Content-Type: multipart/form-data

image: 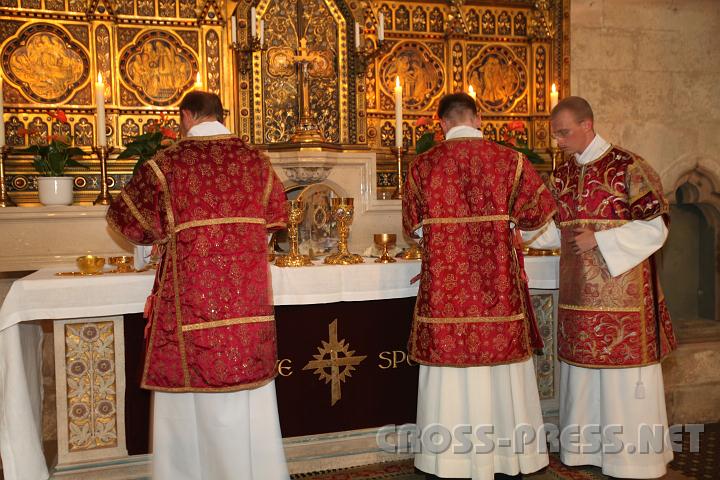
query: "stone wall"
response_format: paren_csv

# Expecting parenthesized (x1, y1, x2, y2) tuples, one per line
(570, 0, 720, 192)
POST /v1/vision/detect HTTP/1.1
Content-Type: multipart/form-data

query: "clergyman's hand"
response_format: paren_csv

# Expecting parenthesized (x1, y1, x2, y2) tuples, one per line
(569, 227, 597, 255)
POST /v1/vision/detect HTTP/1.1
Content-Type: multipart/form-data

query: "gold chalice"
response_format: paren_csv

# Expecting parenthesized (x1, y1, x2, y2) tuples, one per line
(275, 200, 313, 267)
(374, 234, 397, 263)
(109, 255, 134, 273)
(324, 197, 364, 265)
(76, 255, 105, 274)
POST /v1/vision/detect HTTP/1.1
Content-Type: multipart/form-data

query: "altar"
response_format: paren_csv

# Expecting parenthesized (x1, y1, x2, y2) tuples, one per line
(0, 255, 558, 479)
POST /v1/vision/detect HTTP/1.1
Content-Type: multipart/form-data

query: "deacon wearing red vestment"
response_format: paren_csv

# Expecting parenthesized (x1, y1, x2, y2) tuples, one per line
(402, 93, 557, 480)
(107, 91, 289, 479)
(525, 96, 677, 478)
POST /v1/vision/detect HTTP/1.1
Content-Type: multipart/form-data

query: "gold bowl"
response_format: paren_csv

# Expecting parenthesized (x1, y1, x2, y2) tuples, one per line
(109, 255, 134, 272)
(76, 255, 105, 274)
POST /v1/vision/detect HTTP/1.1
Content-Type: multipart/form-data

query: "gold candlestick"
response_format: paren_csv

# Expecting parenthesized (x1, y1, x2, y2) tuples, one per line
(93, 146, 113, 206)
(0, 145, 16, 207)
(324, 197, 364, 265)
(550, 146, 563, 171)
(230, 37, 264, 76)
(275, 200, 312, 267)
(390, 146, 407, 200)
(374, 233, 396, 264)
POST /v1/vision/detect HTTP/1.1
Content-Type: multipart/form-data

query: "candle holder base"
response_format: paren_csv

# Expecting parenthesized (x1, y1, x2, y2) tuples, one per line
(390, 146, 407, 200)
(0, 146, 17, 207)
(93, 146, 114, 206)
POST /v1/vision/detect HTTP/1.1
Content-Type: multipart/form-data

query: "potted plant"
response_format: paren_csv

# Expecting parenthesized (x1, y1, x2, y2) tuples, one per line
(17, 110, 89, 206)
(117, 114, 178, 174)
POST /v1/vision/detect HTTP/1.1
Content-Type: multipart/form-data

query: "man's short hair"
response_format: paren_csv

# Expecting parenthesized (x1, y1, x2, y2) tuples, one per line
(551, 96, 594, 123)
(438, 93, 477, 121)
(179, 91, 224, 122)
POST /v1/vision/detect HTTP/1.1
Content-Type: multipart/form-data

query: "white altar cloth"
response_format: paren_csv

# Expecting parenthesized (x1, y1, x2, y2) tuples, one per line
(0, 256, 558, 480)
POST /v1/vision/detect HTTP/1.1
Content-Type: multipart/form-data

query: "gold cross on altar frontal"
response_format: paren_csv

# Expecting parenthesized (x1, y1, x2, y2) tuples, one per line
(303, 319, 366, 406)
(290, 37, 327, 143)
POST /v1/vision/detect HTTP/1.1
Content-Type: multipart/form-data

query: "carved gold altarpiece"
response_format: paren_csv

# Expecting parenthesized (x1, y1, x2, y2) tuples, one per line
(0, 0, 569, 204)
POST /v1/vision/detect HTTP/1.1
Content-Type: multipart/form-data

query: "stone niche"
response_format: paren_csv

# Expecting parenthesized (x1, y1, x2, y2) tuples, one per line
(660, 167, 720, 425)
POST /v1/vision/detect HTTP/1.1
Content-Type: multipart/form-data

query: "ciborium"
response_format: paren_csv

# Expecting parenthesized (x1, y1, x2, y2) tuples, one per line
(109, 255, 134, 273)
(400, 236, 423, 260)
(324, 197, 364, 265)
(275, 200, 313, 267)
(374, 234, 397, 263)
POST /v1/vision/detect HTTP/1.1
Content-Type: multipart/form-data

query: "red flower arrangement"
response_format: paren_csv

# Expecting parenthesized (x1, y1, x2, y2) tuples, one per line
(117, 113, 178, 174)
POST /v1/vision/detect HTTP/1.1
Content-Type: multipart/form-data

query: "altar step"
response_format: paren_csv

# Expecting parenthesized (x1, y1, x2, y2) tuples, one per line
(663, 318, 720, 425)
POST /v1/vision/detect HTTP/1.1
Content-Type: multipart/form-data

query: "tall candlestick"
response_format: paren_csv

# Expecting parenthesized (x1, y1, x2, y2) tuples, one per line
(95, 73, 107, 147)
(259, 19, 264, 47)
(378, 13, 384, 42)
(550, 83, 559, 148)
(231, 15, 237, 43)
(0, 77, 5, 148)
(468, 85, 476, 101)
(354, 21, 360, 50)
(394, 76, 403, 149)
(250, 7, 257, 39)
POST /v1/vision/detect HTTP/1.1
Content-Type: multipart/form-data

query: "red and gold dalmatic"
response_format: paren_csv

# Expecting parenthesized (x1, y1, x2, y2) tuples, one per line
(403, 138, 557, 366)
(552, 146, 677, 368)
(107, 135, 287, 392)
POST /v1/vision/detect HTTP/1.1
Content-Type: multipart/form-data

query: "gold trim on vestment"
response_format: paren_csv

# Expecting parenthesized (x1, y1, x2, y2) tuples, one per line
(558, 219, 630, 228)
(262, 160, 274, 208)
(422, 215, 510, 225)
(142, 372, 277, 393)
(266, 221, 287, 230)
(558, 357, 664, 370)
(508, 152, 524, 211)
(181, 315, 275, 332)
(408, 353, 532, 368)
(141, 248, 170, 388)
(559, 303, 642, 313)
(121, 190, 157, 237)
(415, 312, 524, 324)
(147, 159, 191, 387)
(174, 217, 266, 233)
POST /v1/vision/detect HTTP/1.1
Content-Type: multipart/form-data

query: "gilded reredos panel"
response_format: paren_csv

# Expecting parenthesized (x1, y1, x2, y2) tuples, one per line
(0, 0, 568, 204)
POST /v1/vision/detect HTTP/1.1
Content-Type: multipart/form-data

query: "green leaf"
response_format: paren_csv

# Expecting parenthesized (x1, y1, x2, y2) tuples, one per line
(415, 132, 436, 155)
(66, 158, 90, 169)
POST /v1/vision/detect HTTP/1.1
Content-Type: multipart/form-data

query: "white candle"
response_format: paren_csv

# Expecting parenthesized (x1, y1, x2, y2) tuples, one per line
(95, 73, 106, 147)
(259, 19, 264, 47)
(550, 83, 559, 147)
(550, 83, 559, 110)
(354, 21, 360, 50)
(394, 76, 403, 149)
(378, 13, 384, 42)
(194, 72, 203, 90)
(231, 15, 237, 43)
(251, 7, 257, 39)
(468, 85, 476, 101)
(0, 77, 5, 148)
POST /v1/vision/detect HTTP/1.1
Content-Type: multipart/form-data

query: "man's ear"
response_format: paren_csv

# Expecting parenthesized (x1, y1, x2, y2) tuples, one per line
(580, 119, 593, 133)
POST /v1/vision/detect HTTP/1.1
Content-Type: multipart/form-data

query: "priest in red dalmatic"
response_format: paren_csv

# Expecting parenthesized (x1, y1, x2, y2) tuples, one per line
(524, 96, 677, 478)
(107, 91, 289, 479)
(402, 93, 557, 479)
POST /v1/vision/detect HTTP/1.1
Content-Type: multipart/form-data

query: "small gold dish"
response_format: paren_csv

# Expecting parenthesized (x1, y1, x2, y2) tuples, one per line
(76, 255, 105, 274)
(109, 255, 135, 273)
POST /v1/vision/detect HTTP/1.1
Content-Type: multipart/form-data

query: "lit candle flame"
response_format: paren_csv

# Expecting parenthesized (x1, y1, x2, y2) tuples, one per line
(468, 85, 476, 100)
(97, 72, 103, 84)
(395, 76, 400, 89)
(551, 83, 557, 93)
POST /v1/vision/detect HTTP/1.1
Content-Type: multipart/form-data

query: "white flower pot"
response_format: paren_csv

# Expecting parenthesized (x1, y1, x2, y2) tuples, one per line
(37, 176, 74, 206)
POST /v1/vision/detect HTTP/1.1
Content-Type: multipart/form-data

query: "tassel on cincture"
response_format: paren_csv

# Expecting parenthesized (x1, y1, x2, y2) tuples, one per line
(634, 367, 645, 399)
